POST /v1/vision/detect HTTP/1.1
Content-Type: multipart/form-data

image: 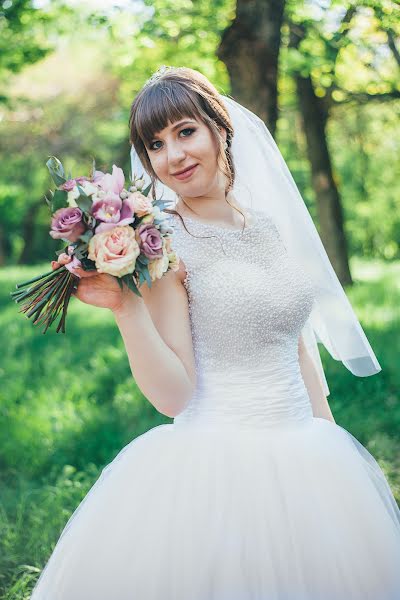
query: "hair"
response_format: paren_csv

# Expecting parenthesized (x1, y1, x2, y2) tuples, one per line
(128, 66, 247, 239)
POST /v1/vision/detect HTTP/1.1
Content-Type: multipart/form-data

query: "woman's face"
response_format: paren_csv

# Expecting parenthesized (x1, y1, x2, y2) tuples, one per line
(145, 116, 227, 199)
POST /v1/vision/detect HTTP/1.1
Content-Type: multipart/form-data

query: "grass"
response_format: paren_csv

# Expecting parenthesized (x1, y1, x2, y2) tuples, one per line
(1, 258, 399, 598)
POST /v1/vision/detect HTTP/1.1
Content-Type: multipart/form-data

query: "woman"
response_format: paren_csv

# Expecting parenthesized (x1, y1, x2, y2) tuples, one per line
(31, 67, 400, 599)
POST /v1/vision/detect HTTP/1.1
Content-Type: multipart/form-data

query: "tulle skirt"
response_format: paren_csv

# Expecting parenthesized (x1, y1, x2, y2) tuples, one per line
(30, 417, 400, 600)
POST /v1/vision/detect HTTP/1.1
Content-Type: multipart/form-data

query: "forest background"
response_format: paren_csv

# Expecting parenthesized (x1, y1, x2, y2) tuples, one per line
(0, 0, 399, 597)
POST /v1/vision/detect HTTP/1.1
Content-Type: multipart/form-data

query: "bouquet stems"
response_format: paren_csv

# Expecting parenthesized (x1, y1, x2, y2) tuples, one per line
(10, 266, 78, 334)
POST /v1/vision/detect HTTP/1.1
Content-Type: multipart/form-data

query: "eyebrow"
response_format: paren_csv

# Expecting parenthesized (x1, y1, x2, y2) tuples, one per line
(153, 120, 196, 139)
(171, 119, 196, 131)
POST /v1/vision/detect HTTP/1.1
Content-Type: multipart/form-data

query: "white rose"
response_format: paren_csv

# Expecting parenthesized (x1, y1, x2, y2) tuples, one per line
(148, 249, 169, 282)
(81, 182, 99, 196)
(67, 186, 80, 207)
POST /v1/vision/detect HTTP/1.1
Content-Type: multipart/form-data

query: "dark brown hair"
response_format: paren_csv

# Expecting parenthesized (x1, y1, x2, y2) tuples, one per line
(129, 66, 247, 239)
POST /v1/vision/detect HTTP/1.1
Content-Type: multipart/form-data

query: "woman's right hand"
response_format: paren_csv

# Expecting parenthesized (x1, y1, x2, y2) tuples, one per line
(51, 262, 140, 313)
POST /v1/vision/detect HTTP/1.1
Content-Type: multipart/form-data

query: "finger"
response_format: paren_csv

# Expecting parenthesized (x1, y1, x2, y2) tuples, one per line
(69, 266, 96, 278)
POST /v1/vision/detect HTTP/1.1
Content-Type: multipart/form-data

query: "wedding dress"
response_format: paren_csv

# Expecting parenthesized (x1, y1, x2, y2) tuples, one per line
(30, 207, 400, 600)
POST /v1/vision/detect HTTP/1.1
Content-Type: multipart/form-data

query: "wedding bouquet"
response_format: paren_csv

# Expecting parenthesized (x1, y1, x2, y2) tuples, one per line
(10, 157, 179, 334)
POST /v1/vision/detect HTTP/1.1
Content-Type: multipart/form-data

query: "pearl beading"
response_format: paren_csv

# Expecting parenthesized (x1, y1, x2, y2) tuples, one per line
(168, 209, 317, 428)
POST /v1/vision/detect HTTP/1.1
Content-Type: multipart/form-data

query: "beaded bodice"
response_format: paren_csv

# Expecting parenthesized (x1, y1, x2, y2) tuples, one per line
(168, 208, 317, 429)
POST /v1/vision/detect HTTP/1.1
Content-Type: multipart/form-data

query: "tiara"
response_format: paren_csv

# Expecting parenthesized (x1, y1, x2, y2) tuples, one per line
(143, 65, 177, 88)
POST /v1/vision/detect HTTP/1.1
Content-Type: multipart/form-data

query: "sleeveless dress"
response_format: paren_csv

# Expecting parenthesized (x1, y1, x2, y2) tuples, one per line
(30, 208, 400, 600)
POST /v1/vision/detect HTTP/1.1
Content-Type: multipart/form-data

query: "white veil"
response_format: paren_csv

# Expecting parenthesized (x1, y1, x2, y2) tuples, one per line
(130, 93, 382, 397)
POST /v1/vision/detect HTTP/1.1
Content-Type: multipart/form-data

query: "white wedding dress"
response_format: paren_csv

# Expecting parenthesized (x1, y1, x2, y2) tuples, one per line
(30, 208, 400, 600)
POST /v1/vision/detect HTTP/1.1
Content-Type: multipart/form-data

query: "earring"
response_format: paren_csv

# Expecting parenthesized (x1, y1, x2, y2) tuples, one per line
(224, 141, 228, 150)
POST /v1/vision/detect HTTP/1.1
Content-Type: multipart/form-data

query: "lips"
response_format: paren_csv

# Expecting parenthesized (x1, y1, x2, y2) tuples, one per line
(172, 164, 198, 180)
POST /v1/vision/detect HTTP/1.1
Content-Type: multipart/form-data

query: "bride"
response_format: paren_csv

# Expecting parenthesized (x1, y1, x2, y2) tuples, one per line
(31, 66, 400, 599)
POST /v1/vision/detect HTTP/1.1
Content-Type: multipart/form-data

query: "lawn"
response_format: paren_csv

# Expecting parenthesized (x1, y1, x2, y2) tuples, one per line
(1, 258, 399, 597)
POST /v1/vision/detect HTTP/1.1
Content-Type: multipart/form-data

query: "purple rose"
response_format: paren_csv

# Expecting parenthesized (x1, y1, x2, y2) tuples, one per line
(137, 223, 163, 259)
(60, 179, 77, 192)
(60, 176, 88, 191)
(50, 207, 85, 242)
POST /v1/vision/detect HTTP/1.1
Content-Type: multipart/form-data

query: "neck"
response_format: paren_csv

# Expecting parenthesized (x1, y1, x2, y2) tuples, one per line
(176, 191, 247, 225)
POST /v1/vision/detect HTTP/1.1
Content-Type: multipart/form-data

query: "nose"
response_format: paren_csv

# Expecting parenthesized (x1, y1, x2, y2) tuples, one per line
(167, 138, 187, 167)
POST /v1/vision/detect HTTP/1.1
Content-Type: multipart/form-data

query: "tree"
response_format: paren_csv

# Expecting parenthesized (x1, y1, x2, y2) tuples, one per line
(217, 0, 286, 137)
(284, 0, 400, 283)
(0, 0, 74, 104)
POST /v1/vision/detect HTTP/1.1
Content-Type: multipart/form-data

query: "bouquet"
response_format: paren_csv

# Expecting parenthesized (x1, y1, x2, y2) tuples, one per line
(10, 157, 179, 334)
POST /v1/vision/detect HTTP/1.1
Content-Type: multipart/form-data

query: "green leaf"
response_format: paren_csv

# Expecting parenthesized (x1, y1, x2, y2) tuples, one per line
(78, 230, 94, 243)
(142, 182, 152, 196)
(152, 199, 169, 211)
(117, 277, 124, 290)
(46, 156, 67, 186)
(77, 184, 89, 198)
(125, 275, 142, 298)
(143, 265, 152, 288)
(75, 194, 93, 213)
(52, 189, 68, 212)
(136, 253, 150, 265)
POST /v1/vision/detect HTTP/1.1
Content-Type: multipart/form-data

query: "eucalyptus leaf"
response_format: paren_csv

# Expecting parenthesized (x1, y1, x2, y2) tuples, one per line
(143, 265, 152, 288)
(142, 182, 152, 196)
(77, 184, 89, 198)
(75, 194, 93, 213)
(125, 275, 142, 298)
(78, 230, 94, 243)
(137, 253, 150, 265)
(46, 156, 67, 186)
(51, 189, 68, 212)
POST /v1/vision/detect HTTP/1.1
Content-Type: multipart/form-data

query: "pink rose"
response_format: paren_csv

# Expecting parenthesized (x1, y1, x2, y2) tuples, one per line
(136, 222, 163, 260)
(49, 207, 85, 242)
(87, 225, 140, 277)
(125, 191, 153, 218)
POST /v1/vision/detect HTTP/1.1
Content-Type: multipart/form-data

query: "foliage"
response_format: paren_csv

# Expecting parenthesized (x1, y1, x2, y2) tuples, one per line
(0, 0, 76, 103)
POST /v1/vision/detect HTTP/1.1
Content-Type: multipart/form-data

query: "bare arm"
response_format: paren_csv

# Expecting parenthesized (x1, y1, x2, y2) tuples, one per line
(298, 335, 336, 423)
(112, 268, 196, 419)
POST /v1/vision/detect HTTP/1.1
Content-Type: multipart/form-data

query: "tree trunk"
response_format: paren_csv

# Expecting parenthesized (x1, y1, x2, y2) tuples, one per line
(217, 0, 286, 137)
(289, 27, 353, 286)
(295, 75, 352, 285)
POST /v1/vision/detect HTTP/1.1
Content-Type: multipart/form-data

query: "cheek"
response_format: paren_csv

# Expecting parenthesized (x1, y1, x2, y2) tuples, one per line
(194, 131, 218, 162)
(149, 155, 166, 176)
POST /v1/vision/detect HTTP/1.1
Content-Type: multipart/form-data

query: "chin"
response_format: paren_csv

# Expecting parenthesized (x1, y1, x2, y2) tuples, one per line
(181, 177, 217, 197)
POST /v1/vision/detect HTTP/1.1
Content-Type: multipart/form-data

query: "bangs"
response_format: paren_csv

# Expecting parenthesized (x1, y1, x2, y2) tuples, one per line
(132, 84, 206, 147)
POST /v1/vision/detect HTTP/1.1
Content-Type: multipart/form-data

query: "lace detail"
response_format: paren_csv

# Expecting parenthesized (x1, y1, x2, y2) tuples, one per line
(167, 208, 317, 428)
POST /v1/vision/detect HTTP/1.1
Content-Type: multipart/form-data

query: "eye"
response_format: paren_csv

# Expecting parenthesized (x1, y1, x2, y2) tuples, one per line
(180, 127, 195, 137)
(149, 127, 196, 151)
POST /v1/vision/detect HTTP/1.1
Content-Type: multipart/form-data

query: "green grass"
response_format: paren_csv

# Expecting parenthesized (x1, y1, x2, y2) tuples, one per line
(1, 258, 399, 598)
